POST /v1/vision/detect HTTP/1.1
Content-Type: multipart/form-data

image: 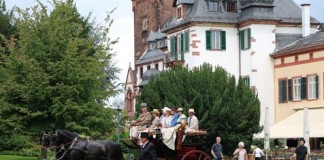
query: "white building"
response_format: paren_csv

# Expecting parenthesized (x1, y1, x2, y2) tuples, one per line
(160, 0, 320, 126)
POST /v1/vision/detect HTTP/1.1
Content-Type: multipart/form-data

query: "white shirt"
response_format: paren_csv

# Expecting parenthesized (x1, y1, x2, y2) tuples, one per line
(187, 115, 199, 130)
(254, 148, 264, 158)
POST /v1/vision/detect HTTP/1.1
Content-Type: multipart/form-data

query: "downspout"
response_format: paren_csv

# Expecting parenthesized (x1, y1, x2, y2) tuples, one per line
(237, 25, 241, 77)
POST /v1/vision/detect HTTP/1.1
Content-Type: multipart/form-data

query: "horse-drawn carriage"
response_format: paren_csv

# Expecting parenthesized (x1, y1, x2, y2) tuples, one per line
(122, 128, 211, 160)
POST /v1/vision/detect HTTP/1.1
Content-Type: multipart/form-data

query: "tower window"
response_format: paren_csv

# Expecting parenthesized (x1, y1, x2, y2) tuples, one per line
(226, 2, 237, 12)
(140, 67, 143, 79)
(208, 1, 219, 12)
(177, 6, 182, 19)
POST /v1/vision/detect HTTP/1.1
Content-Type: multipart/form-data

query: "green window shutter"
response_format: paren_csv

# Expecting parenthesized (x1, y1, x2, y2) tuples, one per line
(206, 30, 211, 50)
(221, 31, 226, 50)
(185, 31, 189, 52)
(279, 80, 287, 103)
(248, 28, 251, 49)
(247, 76, 250, 87)
(288, 79, 293, 101)
(315, 75, 319, 99)
(180, 34, 184, 60)
(240, 30, 244, 50)
(174, 37, 178, 60)
(170, 36, 175, 54)
(301, 77, 307, 100)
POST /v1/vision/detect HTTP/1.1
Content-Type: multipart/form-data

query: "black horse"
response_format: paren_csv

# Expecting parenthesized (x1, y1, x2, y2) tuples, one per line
(42, 129, 124, 160)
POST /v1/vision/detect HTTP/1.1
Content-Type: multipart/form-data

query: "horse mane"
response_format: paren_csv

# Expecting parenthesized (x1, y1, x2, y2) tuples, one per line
(56, 129, 80, 140)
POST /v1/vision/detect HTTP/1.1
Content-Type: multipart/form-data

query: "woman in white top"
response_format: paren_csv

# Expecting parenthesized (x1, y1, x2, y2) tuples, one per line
(253, 146, 264, 160)
(161, 107, 172, 128)
(233, 142, 248, 160)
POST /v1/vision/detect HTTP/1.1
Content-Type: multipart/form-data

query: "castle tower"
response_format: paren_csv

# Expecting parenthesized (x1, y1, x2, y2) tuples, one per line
(131, 0, 175, 62)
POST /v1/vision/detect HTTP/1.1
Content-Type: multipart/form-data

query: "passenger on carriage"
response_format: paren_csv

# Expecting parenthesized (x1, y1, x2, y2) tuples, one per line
(159, 109, 166, 126)
(161, 107, 172, 128)
(168, 107, 179, 127)
(151, 109, 160, 128)
(129, 103, 152, 140)
(185, 109, 199, 133)
(177, 108, 187, 124)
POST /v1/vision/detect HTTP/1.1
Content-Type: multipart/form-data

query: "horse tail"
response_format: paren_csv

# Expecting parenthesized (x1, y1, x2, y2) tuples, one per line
(117, 144, 125, 160)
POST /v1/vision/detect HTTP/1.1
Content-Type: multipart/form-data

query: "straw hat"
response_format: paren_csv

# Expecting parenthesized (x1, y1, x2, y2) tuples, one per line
(151, 109, 160, 115)
(162, 107, 171, 112)
(177, 108, 184, 112)
(188, 108, 195, 114)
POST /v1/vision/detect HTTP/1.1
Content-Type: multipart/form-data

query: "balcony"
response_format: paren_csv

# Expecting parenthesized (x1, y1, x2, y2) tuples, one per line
(164, 52, 185, 68)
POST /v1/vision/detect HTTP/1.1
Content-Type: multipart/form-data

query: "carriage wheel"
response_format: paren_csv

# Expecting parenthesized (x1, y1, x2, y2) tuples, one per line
(181, 150, 211, 160)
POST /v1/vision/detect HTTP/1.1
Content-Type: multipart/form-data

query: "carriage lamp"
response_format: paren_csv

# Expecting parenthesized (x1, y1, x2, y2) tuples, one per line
(112, 98, 125, 144)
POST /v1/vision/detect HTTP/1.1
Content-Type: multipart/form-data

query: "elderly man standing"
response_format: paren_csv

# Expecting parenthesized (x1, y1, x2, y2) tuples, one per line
(130, 103, 152, 140)
(185, 109, 199, 133)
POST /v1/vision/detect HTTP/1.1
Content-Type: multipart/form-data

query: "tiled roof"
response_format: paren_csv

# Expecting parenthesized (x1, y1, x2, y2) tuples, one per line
(275, 33, 303, 51)
(136, 49, 164, 65)
(163, 0, 320, 32)
(173, 0, 195, 7)
(147, 30, 167, 42)
(273, 31, 324, 56)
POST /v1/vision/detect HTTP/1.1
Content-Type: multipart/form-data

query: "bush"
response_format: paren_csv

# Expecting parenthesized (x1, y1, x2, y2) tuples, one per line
(0, 134, 32, 151)
(17, 148, 39, 157)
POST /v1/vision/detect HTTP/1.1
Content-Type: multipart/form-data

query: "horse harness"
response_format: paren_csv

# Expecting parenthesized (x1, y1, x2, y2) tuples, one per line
(56, 137, 115, 160)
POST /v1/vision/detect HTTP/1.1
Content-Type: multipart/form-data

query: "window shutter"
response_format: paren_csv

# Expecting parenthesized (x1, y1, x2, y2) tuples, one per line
(283, 80, 287, 102)
(315, 75, 319, 99)
(206, 30, 211, 50)
(248, 77, 250, 87)
(185, 31, 189, 52)
(180, 34, 184, 60)
(288, 79, 293, 101)
(174, 37, 178, 60)
(170, 36, 175, 56)
(240, 30, 244, 50)
(248, 28, 251, 49)
(301, 77, 307, 100)
(221, 31, 226, 50)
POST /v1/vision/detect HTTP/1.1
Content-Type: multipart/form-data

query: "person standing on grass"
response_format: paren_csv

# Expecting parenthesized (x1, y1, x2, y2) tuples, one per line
(211, 137, 223, 160)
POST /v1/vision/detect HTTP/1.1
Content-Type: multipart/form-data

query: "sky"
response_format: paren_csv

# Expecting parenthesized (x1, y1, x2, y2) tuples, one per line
(5, 0, 324, 105)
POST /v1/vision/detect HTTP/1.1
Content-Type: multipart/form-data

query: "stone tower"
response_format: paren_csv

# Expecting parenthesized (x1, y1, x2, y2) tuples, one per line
(131, 0, 175, 62)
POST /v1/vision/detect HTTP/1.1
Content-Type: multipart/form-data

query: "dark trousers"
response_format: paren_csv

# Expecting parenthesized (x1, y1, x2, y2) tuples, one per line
(255, 157, 262, 160)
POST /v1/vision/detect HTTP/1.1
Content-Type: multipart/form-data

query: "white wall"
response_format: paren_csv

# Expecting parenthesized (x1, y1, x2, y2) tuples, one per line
(168, 26, 240, 79)
(276, 26, 317, 35)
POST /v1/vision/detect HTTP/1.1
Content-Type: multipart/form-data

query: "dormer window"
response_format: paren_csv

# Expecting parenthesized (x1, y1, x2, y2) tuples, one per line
(208, 1, 220, 12)
(226, 2, 237, 12)
(177, 6, 182, 19)
(157, 39, 166, 48)
(149, 42, 157, 51)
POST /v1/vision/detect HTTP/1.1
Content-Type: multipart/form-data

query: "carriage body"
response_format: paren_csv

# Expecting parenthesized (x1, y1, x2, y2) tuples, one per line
(122, 129, 211, 160)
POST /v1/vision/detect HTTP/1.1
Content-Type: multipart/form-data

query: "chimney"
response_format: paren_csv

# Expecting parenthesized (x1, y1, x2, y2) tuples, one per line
(301, 3, 311, 37)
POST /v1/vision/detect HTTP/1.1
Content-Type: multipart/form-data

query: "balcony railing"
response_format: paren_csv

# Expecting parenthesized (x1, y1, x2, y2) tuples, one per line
(164, 52, 185, 67)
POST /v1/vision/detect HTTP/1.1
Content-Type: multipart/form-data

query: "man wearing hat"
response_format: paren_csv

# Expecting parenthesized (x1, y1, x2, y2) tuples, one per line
(138, 132, 157, 160)
(185, 108, 199, 133)
(130, 103, 152, 139)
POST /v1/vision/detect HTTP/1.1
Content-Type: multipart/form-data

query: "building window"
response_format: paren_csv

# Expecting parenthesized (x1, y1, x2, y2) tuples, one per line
(240, 28, 251, 50)
(206, 30, 226, 50)
(170, 32, 189, 60)
(177, 6, 182, 19)
(149, 42, 156, 51)
(242, 76, 250, 87)
(293, 78, 301, 101)
(226, 2, 237, 12)
(308, 75, 319, 100)
(147, 65, 151, 71)
(157, 39, 165, 48)
(140, 67, 143, 79)
(155, 64, 159, 70)
(208, 1, 219, 12)
(279, 79, 287, 103)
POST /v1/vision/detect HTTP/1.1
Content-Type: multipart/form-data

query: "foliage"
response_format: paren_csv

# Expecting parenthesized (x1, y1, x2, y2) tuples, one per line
(0, 134, 32, 151)
(0, 0, 120, 140)
(138, 64, 262, 155)
(0, 155, 37, 160)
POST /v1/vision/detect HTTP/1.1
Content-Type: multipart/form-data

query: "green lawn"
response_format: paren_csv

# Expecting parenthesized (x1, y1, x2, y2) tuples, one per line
(0, 155, 37, 160)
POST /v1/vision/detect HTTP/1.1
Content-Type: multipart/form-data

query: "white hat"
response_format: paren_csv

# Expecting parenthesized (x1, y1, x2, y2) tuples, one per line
(238, 142, 244, 147)
(162, 107, 171, 112)
(177, 108, 184, 112)
(188, 109, 195, 114)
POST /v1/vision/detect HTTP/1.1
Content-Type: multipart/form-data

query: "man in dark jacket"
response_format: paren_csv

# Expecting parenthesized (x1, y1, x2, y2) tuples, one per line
(138, 132, 157, 160)
(295, 139, 308, 160)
